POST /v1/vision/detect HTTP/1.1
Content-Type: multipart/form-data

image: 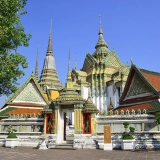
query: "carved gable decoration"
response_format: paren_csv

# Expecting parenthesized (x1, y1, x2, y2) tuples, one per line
(126, 73, 152, 99)
(13, 81, 46, 104)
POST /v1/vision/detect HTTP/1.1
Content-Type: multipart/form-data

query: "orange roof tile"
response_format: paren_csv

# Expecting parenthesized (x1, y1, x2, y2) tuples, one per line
(142, 72, 160, 91)
(6, 108, 42, 115)
(116, 103, 153, 112)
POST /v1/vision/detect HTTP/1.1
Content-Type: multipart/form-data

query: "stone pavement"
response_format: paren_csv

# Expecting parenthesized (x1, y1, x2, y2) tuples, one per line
(1, 147, 160, 160)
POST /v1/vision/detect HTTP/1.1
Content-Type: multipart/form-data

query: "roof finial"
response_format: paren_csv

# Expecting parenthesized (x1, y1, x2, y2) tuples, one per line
(47, 19, 53, 55)
(130, 57, 133, 65)
(98, 14, 103, 35)
(99, 14, 102, 29)
(50, 19, 52, 35)
(35, 43, 39, 81)
(68, 49, 70, 73)
(74, 53, 77, 70)
(32, 68, 34, 75)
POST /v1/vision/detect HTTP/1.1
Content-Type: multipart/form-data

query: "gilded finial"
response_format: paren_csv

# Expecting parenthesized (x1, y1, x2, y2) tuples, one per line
(87, 89, 91, 102)
(108, 97, 113, 111)
(99, 14, 102, 29)
(98, 14, 103, 35)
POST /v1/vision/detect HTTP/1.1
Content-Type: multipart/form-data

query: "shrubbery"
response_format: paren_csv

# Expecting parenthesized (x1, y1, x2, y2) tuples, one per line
(122, 122, 135, 140)
(7, 125, 18, 139)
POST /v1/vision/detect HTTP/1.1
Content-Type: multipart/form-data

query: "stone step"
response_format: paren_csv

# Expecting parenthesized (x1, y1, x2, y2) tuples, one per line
(55, 143, 76, 150)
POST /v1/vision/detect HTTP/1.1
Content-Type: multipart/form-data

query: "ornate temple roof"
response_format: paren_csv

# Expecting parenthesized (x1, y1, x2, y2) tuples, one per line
(116, 64, 160, 113)
(120, 64, 160, 103)
(55, 88, 85, 103)
(84, 93, 99, 113)
(92, 22, 110, 57)
(39, 21, 63, 90)
(140, 68, 160, 92)
(4, 74, 48, 106)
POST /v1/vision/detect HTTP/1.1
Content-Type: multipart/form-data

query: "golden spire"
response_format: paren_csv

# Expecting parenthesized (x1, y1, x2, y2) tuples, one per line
(65, 49, 73, 89)
(67, 49, 72, 82)
(95, 14, 108, 49)
(108, 97, 113, 111)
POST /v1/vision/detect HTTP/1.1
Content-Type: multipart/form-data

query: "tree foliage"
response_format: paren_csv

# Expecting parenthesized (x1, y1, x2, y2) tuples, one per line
(0, 0, 31, 96)
(155, 112, 160, 125)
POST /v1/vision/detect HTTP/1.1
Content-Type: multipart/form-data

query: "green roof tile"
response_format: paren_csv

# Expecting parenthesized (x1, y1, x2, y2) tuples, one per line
(0, 107, 16, 117)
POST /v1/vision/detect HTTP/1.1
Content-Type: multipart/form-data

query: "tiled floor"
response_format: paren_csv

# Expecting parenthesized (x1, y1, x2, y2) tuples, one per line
(0, 147, 160, 160)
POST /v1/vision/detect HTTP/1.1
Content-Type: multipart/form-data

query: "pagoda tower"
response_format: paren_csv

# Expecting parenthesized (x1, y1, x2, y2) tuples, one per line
(39, 21, 63, 90)
(71, 16, 130, 110)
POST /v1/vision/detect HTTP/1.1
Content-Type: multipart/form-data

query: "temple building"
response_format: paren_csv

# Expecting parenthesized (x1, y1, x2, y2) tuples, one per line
(71, 20, 130, 111)
(115, 64, 160, 114)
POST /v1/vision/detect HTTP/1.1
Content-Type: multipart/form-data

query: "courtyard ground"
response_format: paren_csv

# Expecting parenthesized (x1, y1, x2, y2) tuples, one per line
(0, 146, 160, 160)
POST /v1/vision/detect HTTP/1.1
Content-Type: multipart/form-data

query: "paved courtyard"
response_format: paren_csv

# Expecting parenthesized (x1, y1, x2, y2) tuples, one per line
(0, 147, 160, 160)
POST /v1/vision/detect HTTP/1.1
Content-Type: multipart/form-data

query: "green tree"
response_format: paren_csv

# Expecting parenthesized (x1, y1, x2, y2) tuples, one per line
(155, 112, 160, 131)
(0, 0, 31, 96)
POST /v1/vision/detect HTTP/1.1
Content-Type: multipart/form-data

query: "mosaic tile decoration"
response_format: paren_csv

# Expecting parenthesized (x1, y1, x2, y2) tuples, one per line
(127, 73, 151, 97)
(13, 81, 46, 104)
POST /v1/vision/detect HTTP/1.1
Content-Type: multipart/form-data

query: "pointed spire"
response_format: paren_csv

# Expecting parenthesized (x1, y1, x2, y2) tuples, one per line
(108, 97, 113, 111)
(35, 43, 39, 81)
(67, 49, 72, 82)
(39, 20, 63, 90)
(74, 53, 77, 70)
(46, 19, 53, 56)
(98, 14, 103, 35)
(95, 14, 108, 49)
(87, 89, 91, 102)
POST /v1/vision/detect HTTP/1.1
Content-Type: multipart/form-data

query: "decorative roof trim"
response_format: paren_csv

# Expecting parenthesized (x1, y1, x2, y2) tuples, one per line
(5, 74, 49, 107)
(120, 64, 159, 102)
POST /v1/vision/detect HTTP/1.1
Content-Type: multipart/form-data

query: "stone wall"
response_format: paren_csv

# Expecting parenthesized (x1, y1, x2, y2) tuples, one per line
(96, 114, 157, 133)
(0, 118, 44, 132)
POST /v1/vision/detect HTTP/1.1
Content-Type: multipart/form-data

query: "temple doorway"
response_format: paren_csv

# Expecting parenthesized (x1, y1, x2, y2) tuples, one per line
(56, 105, 74, 144)
(64, 111, 74, 141)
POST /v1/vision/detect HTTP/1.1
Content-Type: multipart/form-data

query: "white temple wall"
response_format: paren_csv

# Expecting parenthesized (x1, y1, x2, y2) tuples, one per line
(56, 107, 64, 143)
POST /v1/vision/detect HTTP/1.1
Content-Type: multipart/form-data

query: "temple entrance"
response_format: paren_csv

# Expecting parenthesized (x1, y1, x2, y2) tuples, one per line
(63, 111, 74, 141)
(56, 105, 74, 144)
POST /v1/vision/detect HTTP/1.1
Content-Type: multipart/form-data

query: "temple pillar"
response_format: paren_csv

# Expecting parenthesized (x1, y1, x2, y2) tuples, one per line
(91, 113, 96, 135)
(74, 104, 83, 134)
(44, 114, 46, 133)
(54, 104, 58, 134)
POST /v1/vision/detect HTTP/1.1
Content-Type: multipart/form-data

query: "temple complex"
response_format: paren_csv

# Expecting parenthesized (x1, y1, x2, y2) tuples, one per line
(1, 19, 160, 150)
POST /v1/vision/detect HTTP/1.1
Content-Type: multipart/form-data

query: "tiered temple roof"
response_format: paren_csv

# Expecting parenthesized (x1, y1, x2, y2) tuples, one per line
(39, 21, 63, 90)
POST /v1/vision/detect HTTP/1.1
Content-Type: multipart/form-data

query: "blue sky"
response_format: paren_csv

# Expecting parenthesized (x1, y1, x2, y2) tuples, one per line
(1, 0, 160, 107)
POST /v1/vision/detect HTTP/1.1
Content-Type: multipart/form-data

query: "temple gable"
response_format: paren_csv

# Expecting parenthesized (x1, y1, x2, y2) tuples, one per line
(125, 71, 153, 100)
(13, 81, 46, 104)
